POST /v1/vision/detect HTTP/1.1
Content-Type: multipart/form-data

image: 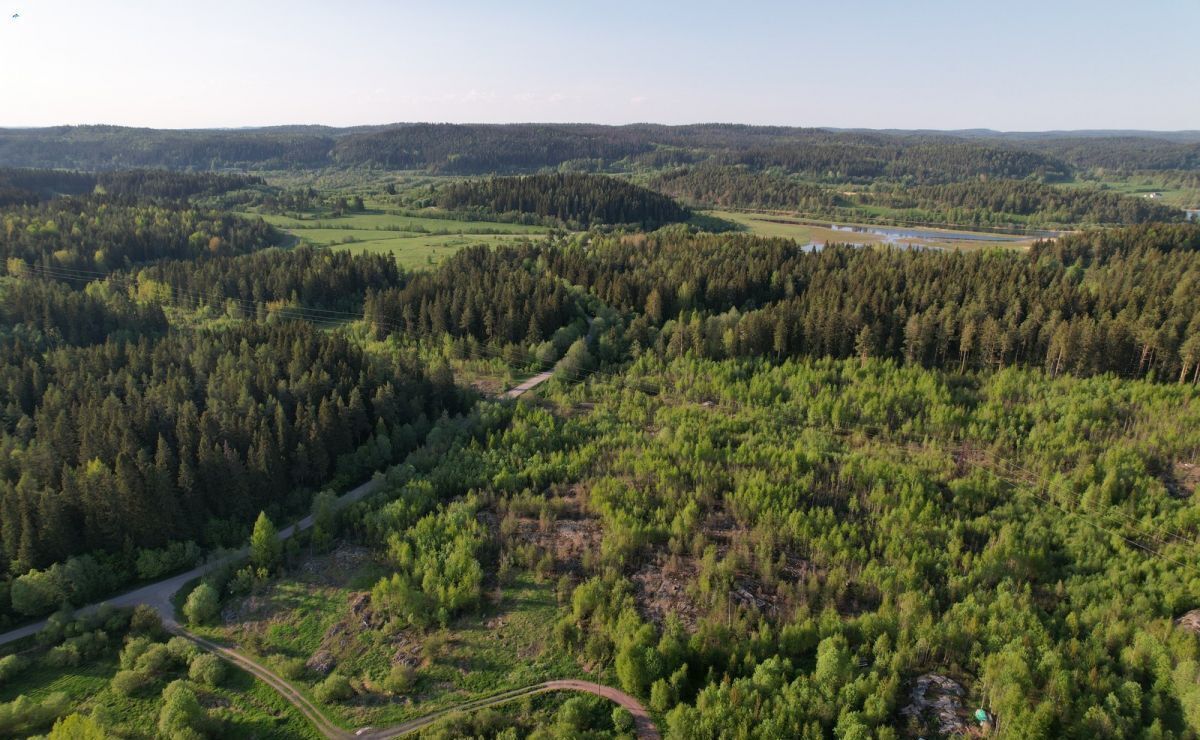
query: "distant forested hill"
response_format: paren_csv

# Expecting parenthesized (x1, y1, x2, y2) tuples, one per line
(434, 173, 691, 228)
(651, 165, 1184, 226)
(4, 123, 1196, 180)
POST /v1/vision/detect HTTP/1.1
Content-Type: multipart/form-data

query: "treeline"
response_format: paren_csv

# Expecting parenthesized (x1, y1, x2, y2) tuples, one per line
(364, 244, 581, 346)
(9, 123, 1178, 180)
(563, 224, 1200, 380)
(649, 165, 840, 211)
(0, 278, 168, 346)
(0, 195, 279, 274)
(649, 165, 1182, 225)
(860, 179, 1182, 226)
(0, 320, 459, 576)
(434, 173, 690, 229)
(0, 168, 265, 206)
(1017, 135, 1200, 172)
(399, 223, 1200, 382)
(0, 126, 334, 170)
(711, 136, 1067, 184)
(128, 245, 405, 315)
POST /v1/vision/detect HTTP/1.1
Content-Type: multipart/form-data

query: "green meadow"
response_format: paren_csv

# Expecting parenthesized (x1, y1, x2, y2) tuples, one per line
(249, 209, 551, 270)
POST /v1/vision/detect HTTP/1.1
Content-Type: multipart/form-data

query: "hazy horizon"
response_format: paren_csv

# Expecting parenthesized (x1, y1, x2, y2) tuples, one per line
(2, 122, 1200, 135)
(2, 0, 1197, 131)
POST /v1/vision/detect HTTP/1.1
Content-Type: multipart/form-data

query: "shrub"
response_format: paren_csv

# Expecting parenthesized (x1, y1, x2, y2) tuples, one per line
(383, 663, 416, 693)
(313, 672, 354, 704)
(136, 541, 202, 581)
(62, 554, 120, 603)
(0, 692, 70, 735)
(128, 604, 165, 638)
(48, 712, 107, 739)
(134, 643, 176, 675)
(268, 655, 306, 680)
(166, 636, 200, 664)
(612, 706, 635, 734)
(188, 654, 225, 687)
(120, 636, 155, 670)
(110, 669, 153, 697)
(158, 680, 208, 740)
(10, 566, 68, 617)
(48, 713, 107, 739)
(183, 583, 220, 626)
(43, 643, 81, 668)
(0, 655, 29, 686)
(35, 608, 74, 647)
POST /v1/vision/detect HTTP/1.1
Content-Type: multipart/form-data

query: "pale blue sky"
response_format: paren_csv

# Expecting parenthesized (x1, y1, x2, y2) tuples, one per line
(0, 0, 1195, 130)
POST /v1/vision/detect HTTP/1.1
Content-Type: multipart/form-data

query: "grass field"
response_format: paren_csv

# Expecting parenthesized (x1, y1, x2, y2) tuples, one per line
(709, 209, 1042, 250)
(1057, 175, 1200, 209)
(249, 209, 551, 270)
(199, 547, 588, 730)
(0, 648, 318, 738)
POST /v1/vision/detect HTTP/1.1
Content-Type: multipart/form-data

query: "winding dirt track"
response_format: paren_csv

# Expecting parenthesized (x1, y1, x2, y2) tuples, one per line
(176, 622, 659, 739)
(0, 367, 658, 738)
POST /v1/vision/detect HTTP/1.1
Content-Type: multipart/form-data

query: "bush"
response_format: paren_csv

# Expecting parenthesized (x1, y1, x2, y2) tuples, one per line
(612, 706, 635, 733)
(166, 636, 200, 664)
(10, 566, 68, 617)
(313, 672, 354, 704)
(134, 643, 176, 675)
(183, 583, 220, 626)
(383, 663, 416, 693)
(188, 653, 225, 687)
(120, 636, 155, 670)
(0, 692, 70, 735)
(35, 608, 74, 647)
(43, 643, 81, 668)
(268, 655, 306, 680)
(128, 604, 165, 638)
(158, 680, 208, 740)
(110, 669, 153, 697)
(61, 554, 120, 603)
(48, 713, 107, 739)
(0, 655, 29, 686)
(136, 541, 202, 581)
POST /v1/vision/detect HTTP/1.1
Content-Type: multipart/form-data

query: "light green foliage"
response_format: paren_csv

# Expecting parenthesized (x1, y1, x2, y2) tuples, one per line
(47, 712, 107, 739)
(110, 668, 153, 697)
(313, 672, 354, 704)
(119, 636, 155, 669)
(249, 511, 282, 571)
(134, 643, 176, 675)
(183, 582, 220, 626)
(372, 500, 484, 628)
(0, 692, 70, 736)
(10, 566, 68, 616)
(157, 680, 209, 740)
(188, 653, 225, 687)
(0, 654, 29, 686)
(383, 663, 416, 693)
(166, 636, 201, 664)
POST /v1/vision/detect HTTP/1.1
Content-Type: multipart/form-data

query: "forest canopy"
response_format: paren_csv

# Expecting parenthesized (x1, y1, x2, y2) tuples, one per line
(434, 173, 691, 229)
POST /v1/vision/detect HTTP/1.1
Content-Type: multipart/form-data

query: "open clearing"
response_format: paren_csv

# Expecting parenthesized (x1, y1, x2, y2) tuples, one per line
(249, 210, 551, 269)
(199, 546, 587, 729)
(709, 208, 1044, 250)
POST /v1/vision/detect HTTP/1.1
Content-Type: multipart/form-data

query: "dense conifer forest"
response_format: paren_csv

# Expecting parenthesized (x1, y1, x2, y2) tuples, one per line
(433, 173, 691, 229)
(650, 166, 1183, 225)
(364, 223, 1200, 382)
(3, 124, 1197, 181)
(0, 175, 461, 629)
